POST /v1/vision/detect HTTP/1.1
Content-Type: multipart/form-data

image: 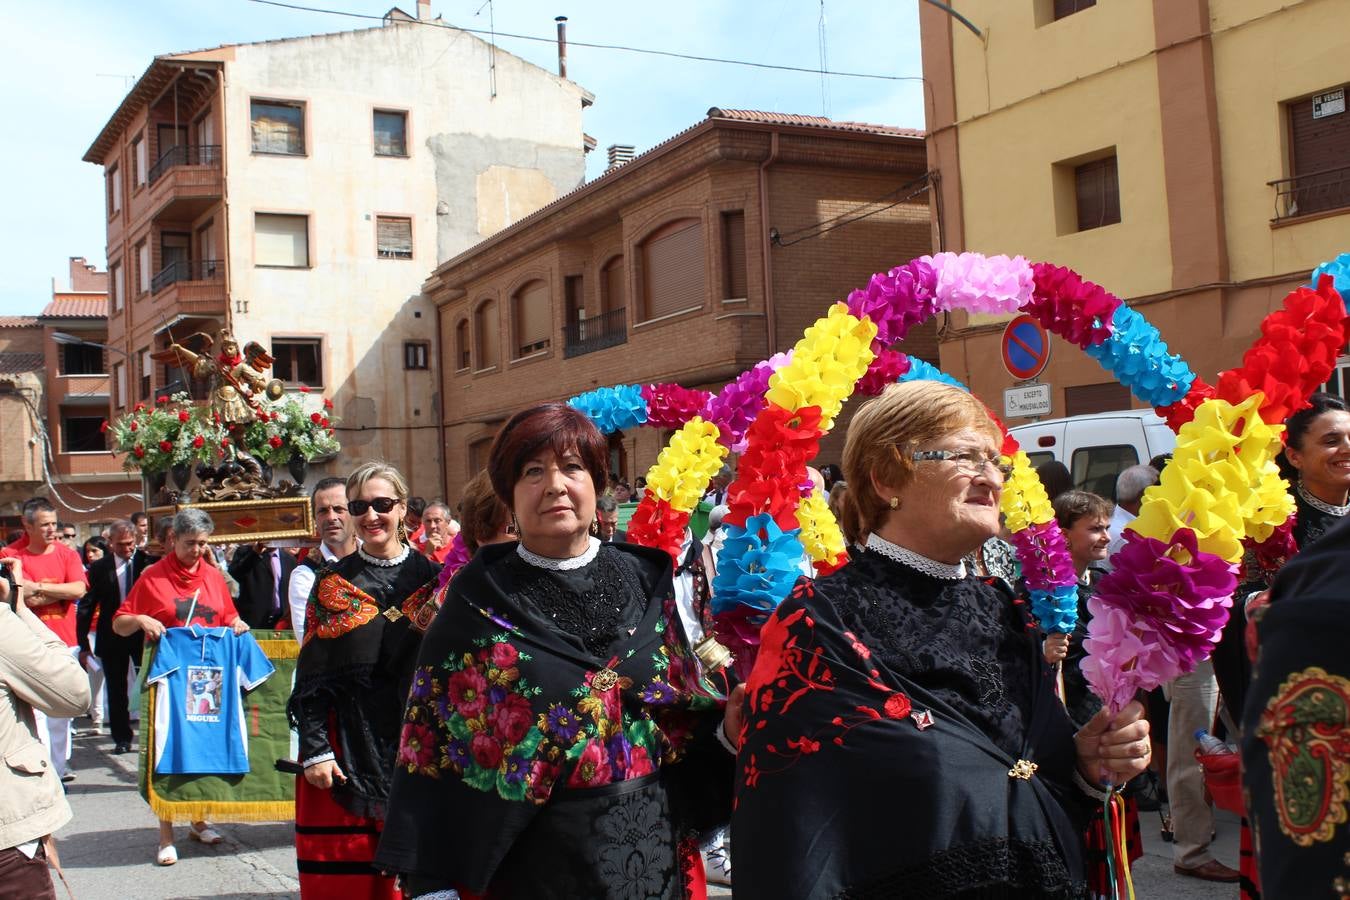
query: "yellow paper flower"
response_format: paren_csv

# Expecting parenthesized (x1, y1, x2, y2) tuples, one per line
(795, 493, 847, 564)
(1240, 465, 1295, 544)
(766, 303, 877, 430)
(1001, 451, 1055, 532)
(644, 417, 728, 513)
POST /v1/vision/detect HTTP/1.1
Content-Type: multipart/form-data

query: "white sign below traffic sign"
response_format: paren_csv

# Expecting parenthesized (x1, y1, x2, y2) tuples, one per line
(1004, 383, 1052, 419)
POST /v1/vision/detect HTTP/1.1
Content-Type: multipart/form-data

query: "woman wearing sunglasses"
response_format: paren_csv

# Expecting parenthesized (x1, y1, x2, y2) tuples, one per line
(288, 461, 441, 899)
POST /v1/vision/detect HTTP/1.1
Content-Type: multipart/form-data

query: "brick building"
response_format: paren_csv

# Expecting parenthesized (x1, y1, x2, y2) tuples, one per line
(428, 109, 933, 503)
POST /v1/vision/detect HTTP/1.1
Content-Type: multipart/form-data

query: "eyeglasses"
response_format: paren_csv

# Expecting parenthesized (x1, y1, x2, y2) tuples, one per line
(349, 497, 400, 516)
(911, 449, 1013, 479)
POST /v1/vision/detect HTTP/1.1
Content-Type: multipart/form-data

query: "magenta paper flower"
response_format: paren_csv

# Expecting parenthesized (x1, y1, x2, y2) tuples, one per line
(856, 347, 911, 396)
(701, 351, 792, 452)
(845, 259, 938, 346)
(642, 383, 712, 430)
(1009, 520, 1075, 593)
(437, 533, 472, 588)
(1027, 263, 1122, 349)
(925, 252, 1034, 314)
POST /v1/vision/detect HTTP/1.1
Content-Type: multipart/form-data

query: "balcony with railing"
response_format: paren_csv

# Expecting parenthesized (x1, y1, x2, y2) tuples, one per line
(149, 145, 223, 219)
(151, 259, 226, 318)
(564, 308, 628, 358)
(1269, 164, 1350, 222)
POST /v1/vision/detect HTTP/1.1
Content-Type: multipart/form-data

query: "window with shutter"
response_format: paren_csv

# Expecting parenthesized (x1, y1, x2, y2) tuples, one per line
(251, 100, 305, 155)
(513, 280, 551, 358)
(1074, 155, 1120, 231)
(1286, 88, 1350, 217)
(722, 211, 748, 300)
(136, 242, 150, 294)
(475, 301, 499, 370)
(601, 256, 625, 313)
(255, 214, 310, 268)
(641, 219, 705, 321)
(1053, 0, 1095, 19)
(455, 319, 471, 371)
(377, 216, 413, 259)
(110, 262, 122, 312)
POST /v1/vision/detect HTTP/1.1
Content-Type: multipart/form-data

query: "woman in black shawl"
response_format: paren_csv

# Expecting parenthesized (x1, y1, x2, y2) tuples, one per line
(733, 381, 1151, 899)
(288, 461, 441, 898)
(376, 403, 737, 899)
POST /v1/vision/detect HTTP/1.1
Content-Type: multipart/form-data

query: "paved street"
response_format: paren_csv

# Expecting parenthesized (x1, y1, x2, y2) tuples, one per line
(59, 724, 1236, 899)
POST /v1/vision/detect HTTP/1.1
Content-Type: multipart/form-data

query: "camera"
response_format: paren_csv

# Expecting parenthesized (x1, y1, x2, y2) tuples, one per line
(0, 562, 17, 612)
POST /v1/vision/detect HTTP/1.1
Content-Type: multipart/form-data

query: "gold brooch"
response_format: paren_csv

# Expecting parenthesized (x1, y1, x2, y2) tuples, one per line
(1008, 759, 1039, 780)
(382, 607, 405, 622)
(591, 667, 619, 692)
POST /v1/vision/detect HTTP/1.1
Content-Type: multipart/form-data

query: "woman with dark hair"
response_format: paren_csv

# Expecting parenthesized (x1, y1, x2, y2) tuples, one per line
(288, 462, 441, 899)
(82, 535, 108, 568)
(733, 382, 1150, 899)
(1036, 459, 1074, 502)
(377, 402, 736, 899)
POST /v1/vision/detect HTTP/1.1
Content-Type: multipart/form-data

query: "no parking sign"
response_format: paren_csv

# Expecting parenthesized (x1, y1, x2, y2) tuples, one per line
(1001, 315, 1050, 381)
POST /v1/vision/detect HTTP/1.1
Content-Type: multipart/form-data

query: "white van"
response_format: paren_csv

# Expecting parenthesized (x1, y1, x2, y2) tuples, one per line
(1008, 410, 1176, 501)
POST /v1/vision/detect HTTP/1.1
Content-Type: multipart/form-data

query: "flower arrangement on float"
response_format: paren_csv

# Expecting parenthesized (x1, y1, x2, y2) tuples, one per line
(105, 392, 230, 472)
(238, 389, 340, 466)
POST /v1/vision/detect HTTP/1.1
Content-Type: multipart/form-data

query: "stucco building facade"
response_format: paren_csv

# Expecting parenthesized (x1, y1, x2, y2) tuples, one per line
(427, 109, 934, 504)
(919, 0, 1350, 419)
(84, 7, 591, 495)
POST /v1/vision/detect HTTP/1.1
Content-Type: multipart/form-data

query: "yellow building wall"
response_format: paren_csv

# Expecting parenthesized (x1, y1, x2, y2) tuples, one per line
(1211, 0, 1350, 282)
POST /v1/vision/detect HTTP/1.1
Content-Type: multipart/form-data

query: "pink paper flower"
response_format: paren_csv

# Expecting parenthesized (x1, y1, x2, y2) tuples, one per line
(856, 348, 911, 396)
(1081, 605, 1184, 714)
(1009, 520, 1076, 593)
(701, 351, 792, 452)
(642, 382, 712, 430)
(925, 252, 1034, 314)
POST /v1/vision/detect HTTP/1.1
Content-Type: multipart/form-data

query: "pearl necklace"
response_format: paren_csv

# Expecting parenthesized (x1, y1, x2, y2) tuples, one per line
(358, 544, 410, 567)
(1298, 480, 1350, 517)
(516, 536, 601, 571)
(866, 533, 967, 580)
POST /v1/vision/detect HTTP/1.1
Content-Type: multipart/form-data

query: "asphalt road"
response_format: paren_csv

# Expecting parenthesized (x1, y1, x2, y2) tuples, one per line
(56, 724, 1236, 899)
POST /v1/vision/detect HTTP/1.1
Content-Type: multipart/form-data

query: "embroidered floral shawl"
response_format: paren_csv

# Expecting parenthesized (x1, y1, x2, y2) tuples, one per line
(375, 541, 732, 898)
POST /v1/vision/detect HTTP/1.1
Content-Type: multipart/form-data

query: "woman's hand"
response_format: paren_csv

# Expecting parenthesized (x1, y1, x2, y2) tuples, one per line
(1074, 700, 1150, 786)
(304, 759, 346, 789)
(1043, 632, 1069, 664)
(140, 615, 167, 641)
(231, 619, 250, 636)
(721, 684, 747, 749)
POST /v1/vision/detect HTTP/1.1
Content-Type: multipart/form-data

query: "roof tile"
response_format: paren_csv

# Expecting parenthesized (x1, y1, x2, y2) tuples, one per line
(0, 351, 44, 373)
(0, 316, 39, 328)
(41, 296, 107, 319)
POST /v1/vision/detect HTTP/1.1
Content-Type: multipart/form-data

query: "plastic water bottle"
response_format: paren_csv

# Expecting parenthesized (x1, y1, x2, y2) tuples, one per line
(1195, 729, 1233, 755)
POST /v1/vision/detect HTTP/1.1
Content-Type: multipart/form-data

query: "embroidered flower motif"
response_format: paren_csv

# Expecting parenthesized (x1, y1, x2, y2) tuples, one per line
(448, 667, 489, 718)
(640, 680, 676, 705)
(397, 723, 438, 774)
(569, 738, 613, 788)
(543, 703, 583, 743)
(884, 693, 912, 720)
(490, 641, 520, 668)
(470, 732, 504, 769)
(490, 693, 533, 744)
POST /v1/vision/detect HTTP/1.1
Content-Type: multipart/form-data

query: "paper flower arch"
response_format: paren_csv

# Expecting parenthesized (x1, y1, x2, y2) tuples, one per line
(569, 251, 1350, 712)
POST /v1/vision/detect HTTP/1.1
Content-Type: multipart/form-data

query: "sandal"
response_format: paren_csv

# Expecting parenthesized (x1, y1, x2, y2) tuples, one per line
(189, 824, 224, 845)
(156, 844, 178, 866)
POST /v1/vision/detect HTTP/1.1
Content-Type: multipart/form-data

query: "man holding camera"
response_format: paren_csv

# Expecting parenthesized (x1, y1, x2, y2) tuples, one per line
(0, 555, 91, 898)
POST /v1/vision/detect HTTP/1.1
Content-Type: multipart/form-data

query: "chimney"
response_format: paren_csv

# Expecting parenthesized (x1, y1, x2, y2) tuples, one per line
(417, 0, 431, 20)
(555, 16, 567, 78)
(606, 144, 635, 171)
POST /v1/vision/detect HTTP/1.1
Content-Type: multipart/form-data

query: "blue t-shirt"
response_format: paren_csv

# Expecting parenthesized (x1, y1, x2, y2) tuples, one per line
(146, 627, 275, 775)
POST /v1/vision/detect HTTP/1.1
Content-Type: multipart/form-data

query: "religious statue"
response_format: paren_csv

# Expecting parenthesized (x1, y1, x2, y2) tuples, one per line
(153, 329, 280, 428)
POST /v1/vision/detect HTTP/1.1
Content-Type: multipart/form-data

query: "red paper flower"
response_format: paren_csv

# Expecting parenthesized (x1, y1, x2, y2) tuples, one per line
(310, 412, 322, 424)
(269, 436, 283, 448)
(624, 495, 686, 561)
(133, 445, 145, 458)
(158, 440, 173, 453)
(726, 404, 824, 530)
(1027, 263, 1122, 349)
(191, 435, 205, 449)
(1156, 377, 1216, 431)
(177, 410, 190, 423)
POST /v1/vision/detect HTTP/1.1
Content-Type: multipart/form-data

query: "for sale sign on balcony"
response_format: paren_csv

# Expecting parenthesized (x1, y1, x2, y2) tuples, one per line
(1313, 88, 1345, 119)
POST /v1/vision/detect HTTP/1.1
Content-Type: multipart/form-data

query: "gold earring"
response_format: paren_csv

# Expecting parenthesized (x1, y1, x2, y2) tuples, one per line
(590, 519, 599, 535)
(889, 496, 899, 509)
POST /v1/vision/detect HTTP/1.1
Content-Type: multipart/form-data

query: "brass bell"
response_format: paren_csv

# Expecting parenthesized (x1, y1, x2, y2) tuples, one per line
(692, 634, 734, 674)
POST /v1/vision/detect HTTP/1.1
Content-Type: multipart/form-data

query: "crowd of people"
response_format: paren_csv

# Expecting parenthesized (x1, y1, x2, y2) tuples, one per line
(1, 385, 1347, 898)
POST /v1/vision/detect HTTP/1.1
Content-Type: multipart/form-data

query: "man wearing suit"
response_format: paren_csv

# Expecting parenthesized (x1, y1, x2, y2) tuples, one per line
(228, 542, 296, 629)
(76, 520, 150, 754)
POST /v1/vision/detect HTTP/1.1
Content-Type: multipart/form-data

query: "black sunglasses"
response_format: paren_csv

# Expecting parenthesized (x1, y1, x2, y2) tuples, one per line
(349, 497, 400, 516)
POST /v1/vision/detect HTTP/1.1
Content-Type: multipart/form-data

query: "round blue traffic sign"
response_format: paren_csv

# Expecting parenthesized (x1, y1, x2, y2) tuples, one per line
(1001, 315, 1050, 380)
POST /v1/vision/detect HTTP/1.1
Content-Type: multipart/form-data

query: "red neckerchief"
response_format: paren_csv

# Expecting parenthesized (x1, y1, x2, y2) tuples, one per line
(218, 352, 243, 367)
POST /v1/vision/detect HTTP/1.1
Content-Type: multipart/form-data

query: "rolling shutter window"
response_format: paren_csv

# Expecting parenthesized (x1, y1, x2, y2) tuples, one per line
(475, 301, 498, 370)
(514, 281, 551, 356)
(455, 319, 470, 370)
(1074, 155, 1120, 232)
(1053, 0, 1095, 19)
(255, 214, 309, 268)
(377, 216, 413, 259)
(1288, 88, 1350, 216)
(723, 211, 748, 300)
(602, 256, 625, 314)
(642, 219, 704, 320)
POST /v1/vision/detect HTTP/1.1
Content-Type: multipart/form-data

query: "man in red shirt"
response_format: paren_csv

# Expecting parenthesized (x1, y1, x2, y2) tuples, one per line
(4, 499, 89, 780)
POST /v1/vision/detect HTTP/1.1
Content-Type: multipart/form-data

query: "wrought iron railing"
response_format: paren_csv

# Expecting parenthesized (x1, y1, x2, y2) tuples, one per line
(151, 259, 224, 293)
(1269, 164, 1350, 221)
(563, 308, 627, 359)
(148, 144, 222, 185)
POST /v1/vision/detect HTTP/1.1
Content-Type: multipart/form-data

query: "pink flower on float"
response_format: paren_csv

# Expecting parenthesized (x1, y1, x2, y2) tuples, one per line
(1010, 521, 1075, 593)
(924, 252, 1034, 314)
(1080, 605, 1183, 715)
(845, 260, 938, 345)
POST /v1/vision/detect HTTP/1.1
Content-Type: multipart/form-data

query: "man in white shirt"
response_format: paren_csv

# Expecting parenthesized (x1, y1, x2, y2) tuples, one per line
(1104, 464, 1160, 566)
(288, 477, 359, 643)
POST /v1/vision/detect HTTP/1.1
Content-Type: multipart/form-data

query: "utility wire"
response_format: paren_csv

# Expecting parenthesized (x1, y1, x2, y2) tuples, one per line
(247, 0, 926, 83)
(9, 388, 141, 514)
(776, 176, 934, 247)
(775, 172, 933, 245)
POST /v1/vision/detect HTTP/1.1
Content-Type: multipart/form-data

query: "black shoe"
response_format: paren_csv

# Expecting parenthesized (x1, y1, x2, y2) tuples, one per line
(114, 742, 133, 754)
(61, 771, 77, 783)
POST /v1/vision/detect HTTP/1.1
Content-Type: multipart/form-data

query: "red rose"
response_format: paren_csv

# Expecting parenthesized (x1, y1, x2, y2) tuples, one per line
(489, 693, 533, 744)
(221, 438, 232, 449)
(99, 419, 109, 433)
(323, 398, 333, 409)
(299, 384, 311, 393)
(326, 429, 335, 437)
(883, 693, 912, 720)
(129, 421, 138, 432)
(156, 395, 168, 405)
(177, 410, 190, 422)
(320, 418, 330, 428)
(490, 642, 519, 668)
(133, 403, 146, 412)
(268, 436, 283, 448)
(310, 413, 322, 424)
(158, 440, 173, 453)
(212, 412, 220, 424)
(133, 445, 145, 458)
(469, 733, 503, 770)
(192, 435, 205, 448)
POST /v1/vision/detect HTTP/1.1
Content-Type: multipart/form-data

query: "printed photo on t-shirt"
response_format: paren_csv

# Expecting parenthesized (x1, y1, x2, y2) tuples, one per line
(186, 666, 224, 721)
(174, 595, 220, 626)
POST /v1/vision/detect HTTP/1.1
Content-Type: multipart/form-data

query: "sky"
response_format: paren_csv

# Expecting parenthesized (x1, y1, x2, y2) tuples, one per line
(0, 0, 925, 315)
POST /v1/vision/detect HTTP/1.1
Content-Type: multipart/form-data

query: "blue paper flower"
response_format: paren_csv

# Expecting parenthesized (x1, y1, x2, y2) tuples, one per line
(897, 356, 970, 392)
(1029, 584, 1079, 634)
(1310, 253, 1350, 298)
(1083, 306, 1195, 408)
(710, 514, 806, 616)
(568, 384, 648, 434)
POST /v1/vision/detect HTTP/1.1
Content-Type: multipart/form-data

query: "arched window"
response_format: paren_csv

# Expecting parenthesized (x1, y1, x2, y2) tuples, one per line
(454, 318, 470, 371)
(639, 218, 704, 321)
(512, 279, 551, 358)
(474, 299, 498, 371)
